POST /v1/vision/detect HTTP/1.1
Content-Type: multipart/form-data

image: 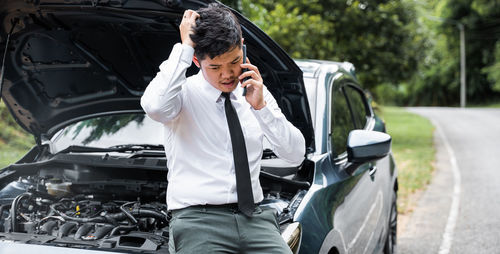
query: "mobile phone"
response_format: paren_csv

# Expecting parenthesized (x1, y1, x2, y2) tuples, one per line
(241, 44, 249, 96)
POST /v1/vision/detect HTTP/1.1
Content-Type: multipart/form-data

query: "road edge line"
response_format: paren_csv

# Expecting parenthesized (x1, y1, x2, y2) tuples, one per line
(433, 119, 462, 254)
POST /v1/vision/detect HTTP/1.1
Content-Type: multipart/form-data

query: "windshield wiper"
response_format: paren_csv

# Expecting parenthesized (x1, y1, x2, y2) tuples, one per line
(108, 144, 164, 150)
(57, 144, 164, 154)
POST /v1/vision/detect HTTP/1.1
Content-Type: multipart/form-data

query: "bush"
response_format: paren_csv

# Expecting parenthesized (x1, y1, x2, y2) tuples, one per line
(0, 102, 34, 151)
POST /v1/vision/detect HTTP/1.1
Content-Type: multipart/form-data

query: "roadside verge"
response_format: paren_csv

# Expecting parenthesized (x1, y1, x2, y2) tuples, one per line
(378, 106, 436, 232)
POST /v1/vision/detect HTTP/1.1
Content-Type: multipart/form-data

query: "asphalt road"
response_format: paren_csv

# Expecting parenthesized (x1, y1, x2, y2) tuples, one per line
(398, 107, 500, 254)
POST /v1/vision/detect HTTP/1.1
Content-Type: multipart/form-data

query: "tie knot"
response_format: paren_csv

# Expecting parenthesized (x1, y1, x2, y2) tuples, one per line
(222, 92, 231, 100)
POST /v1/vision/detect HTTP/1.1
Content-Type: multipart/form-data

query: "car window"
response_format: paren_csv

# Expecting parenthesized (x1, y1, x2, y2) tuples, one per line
(330, 86, 354, 157)
(344, 85, 368, 129)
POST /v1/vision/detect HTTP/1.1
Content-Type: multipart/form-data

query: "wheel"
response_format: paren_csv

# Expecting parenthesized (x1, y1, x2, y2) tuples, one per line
(383, 191, 397, 254)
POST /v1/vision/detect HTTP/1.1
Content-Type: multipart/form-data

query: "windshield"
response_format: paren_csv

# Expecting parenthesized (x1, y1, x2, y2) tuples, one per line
(51, 113, 164, 153)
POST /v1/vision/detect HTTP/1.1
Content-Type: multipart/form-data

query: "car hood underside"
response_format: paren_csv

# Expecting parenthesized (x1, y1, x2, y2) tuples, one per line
(0, 0, 314, 151)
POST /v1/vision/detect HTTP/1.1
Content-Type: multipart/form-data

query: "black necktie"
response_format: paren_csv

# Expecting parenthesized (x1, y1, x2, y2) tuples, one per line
(222, 92, 255, 217)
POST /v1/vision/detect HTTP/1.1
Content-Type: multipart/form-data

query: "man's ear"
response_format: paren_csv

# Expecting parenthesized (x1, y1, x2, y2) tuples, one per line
(193, 56, 201, 68)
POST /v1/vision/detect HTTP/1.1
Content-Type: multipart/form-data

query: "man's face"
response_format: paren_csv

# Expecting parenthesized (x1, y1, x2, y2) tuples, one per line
(194, 46, 243, 93)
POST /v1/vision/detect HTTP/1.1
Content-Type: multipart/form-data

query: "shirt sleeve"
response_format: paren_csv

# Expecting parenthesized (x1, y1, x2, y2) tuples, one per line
(141, 43, 194, 123)
(252, 88, 306, 165)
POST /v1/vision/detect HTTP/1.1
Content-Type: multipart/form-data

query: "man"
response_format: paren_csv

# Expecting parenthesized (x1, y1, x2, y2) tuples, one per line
(141, 3, 305, 253)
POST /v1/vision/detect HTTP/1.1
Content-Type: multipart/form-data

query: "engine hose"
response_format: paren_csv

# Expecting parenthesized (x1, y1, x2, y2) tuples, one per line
(104, 209, 167, 224)
(61, 214, 107, 223)
(10, 193, 32, 232)
(109, 225, 137, 236)
(120, 202, 138, 224)
(132, 209, 168, 223)
(50, 203, 107, 223)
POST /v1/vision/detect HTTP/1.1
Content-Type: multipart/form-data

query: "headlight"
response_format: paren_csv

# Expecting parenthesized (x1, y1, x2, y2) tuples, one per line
(281, 222, 302, 254)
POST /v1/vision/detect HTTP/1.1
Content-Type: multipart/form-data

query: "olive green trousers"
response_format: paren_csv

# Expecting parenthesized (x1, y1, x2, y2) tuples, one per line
(168, 205, 292, 254)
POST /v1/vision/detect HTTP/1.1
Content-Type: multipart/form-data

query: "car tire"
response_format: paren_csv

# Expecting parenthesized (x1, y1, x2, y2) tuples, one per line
(383, 191, 397, 254)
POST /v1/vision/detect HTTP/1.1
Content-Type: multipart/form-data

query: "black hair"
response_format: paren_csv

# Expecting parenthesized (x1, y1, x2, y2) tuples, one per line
(190, 3, 242, 60)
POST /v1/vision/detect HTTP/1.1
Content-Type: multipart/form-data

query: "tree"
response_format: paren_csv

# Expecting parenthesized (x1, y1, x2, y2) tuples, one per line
(223, 0, 424, 100)
(222, 0, 500, 106)
(482, 41, 500, 93)
(406, 0, 500, 105)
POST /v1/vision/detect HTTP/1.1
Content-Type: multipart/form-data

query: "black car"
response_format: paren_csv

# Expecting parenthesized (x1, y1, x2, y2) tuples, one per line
(0, 0, 397, 253)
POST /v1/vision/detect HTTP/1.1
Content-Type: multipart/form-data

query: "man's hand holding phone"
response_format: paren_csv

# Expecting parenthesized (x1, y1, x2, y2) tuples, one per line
(179, 10, 200, 47)
(239, 47, 266, 110)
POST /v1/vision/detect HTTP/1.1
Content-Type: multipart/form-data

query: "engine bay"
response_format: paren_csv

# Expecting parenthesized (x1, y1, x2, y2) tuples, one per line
(0, 154, 310, 253)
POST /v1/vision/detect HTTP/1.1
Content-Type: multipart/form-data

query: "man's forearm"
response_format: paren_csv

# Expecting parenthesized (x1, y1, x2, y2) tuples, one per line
(253, 90, 306, 165)
(141, 43, 194, 123)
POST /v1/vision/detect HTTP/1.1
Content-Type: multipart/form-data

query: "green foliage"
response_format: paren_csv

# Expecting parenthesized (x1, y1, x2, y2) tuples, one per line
(400, 0, 500, 105)
(0, 102, 35, 168)
(221, 0, 500, 106)
(373, 82, 407, 106)
(0, 102, 34, 150)
(223, 0, 423, 93)
(482, 41, 500, 92)
(239, 1, 333, 60)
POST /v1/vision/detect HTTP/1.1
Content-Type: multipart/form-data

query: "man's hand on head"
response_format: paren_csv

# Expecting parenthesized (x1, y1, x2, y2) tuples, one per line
(180, 10, 200, 48)
(239, 58, 266, 110)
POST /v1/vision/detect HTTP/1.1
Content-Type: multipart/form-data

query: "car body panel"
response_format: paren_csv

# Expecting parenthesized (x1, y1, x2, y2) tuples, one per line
(293, 60, 397, 254)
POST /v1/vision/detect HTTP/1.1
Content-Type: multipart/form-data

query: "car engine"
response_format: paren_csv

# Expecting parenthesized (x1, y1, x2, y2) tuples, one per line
(0, 156, 308, 253)
(0, 174, 171, 252)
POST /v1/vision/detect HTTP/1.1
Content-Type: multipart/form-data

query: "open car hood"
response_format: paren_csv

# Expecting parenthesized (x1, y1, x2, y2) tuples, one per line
(0, 0, 314, 152)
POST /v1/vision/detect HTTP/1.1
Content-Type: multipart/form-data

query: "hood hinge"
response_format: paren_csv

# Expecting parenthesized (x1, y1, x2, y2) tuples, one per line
(36, 134, 53, 152)
(35, 134, 42, 147)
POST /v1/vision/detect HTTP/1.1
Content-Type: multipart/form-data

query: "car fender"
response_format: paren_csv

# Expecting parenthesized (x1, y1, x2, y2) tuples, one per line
(318, 228, 347, 254)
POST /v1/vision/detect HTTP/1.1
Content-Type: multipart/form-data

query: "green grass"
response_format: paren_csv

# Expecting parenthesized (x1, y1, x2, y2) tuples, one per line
(0, 102, 35, 168)
(378, 106, 435, 214)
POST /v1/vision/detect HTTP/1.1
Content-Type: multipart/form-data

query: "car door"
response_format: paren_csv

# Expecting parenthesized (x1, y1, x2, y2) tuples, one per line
(328, 81, 384, 254)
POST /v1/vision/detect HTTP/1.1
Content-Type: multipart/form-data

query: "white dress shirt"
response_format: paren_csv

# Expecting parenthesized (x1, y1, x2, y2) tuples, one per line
(141, 43, 305, 210)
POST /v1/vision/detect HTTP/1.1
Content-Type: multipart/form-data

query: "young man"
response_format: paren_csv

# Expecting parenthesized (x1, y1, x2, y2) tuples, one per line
(141, 4, 305, 253)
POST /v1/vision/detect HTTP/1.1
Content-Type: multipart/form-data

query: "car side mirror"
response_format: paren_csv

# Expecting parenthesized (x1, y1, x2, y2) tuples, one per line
(347, 130, 391, 164)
